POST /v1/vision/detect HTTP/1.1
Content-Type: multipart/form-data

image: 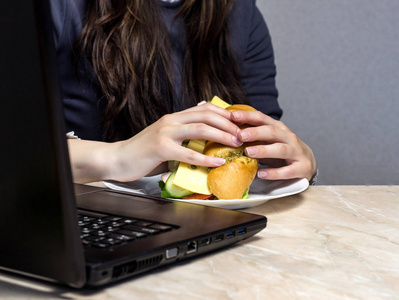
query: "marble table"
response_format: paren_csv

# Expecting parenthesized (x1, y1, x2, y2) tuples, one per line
(1, 185, 398, 299)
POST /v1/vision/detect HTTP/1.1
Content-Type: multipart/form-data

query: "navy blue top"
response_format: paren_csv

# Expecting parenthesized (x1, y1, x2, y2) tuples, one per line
(50, 0, 282, 141)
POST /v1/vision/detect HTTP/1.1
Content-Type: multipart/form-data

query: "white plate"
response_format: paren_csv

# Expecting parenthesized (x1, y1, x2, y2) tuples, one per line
(103, 175, 309, 210)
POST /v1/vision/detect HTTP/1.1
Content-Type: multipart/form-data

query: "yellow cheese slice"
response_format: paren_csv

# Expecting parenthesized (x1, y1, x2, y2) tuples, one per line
(173, 139, 211, 194)
(210, 95, 231, 109)
(172, 96, 231, 195)
(173, 163, 211, 195)
(186, 139, 206, 153)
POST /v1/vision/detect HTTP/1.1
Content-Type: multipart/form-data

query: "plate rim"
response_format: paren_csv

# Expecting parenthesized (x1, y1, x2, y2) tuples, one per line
(103, 177, 309, 209)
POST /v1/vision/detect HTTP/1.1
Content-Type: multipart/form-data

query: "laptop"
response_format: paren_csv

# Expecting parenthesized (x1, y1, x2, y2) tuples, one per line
(0, 0, 267, 288)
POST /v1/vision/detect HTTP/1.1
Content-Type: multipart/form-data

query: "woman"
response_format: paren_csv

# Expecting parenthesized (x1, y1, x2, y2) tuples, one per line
(50, 0, 317, 184)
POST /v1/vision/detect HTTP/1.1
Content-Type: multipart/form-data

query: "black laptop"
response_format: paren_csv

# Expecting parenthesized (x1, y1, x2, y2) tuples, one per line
(0, 0, 267, 288)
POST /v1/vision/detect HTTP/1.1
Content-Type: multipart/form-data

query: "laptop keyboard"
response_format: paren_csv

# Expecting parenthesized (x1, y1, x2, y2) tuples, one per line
(78, 209, 176, 249)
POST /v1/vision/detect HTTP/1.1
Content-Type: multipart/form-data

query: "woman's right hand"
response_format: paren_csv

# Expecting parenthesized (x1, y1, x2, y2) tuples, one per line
(68, 103, 242, 183)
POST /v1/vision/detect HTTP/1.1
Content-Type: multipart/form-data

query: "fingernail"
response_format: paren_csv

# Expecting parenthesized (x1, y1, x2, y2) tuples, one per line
(232, 136, 243, 146)
(245, 147, 258, 156)
(258, 170, 267, 179)
(214, 157, 226, 166)
(239, 131, 250, 141)
(232, 111, 242, 119)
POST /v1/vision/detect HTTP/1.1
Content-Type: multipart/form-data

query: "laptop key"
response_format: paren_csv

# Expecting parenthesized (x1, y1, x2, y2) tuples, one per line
(104, 226, 119, 232)
(81, 227, 93, 234)
(123, 219, 137, 225)
(134, 221, 153, 227)
(110, 222, 126, 227)
(117, 229, 147, 239)
(78, 221, 89, 227)
(95, 230, 111, 237)
(92, 243, 109, 248)
(104, 216, 123, 222)
(110, 233, 135, 241)
(86, 236, 105, 243)
(122, 225, 158, 235)
(90, 223, 104, 229)
(96, 219, 110, 225)
(104, 238, 122, 246)
(81, 239, 91, 246)
(149, 224, 173, 232)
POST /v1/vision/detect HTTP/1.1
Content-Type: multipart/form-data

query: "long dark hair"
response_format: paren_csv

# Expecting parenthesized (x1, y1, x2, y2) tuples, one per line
(77, 0, 249, 142)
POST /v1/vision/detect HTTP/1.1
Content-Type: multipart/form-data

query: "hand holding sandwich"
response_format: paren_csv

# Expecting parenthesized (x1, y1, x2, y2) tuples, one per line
(231, 109, 317, 182)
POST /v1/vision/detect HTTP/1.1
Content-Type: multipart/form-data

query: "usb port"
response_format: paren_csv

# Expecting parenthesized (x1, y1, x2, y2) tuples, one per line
(186, 241, 197, 254)
(237, 228, 246, 235)
(226, 231, 235, 239)
(199, 238, 211, 246)
(213, 234, 223, 243)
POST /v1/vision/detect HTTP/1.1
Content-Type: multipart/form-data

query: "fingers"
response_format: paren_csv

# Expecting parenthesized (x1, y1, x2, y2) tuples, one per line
(182, 149, 226, 168)
(174, 103, 234, 132)
(183, 123, 243, 147)
(231, 109, 285, 129)
(181, 102, 232, 119)
(257, 160, 313, 181)
(245, 142, 297, 160)
(251, 141, 315, 181)
(158, 104, 242, 148)
(230, 109, 316, 181)
(257, 165, 296, 180)
(238, 124, 297, 145)
(231, 109, 293, 145)
(245, 143, 305, 180)
(158, 121, 243, 149)
(161, 142, 226, 168)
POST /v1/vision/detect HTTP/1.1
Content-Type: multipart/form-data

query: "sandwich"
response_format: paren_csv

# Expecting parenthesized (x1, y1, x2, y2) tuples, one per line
(159, 96, 259, 200)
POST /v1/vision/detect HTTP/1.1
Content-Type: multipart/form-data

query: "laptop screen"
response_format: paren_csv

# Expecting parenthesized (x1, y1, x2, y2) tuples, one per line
(0, 0, 85, 287)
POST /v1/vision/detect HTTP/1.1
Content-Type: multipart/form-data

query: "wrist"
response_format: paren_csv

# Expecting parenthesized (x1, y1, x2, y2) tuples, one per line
(101, 140, 127, 181)
(68, 139, 117, 183)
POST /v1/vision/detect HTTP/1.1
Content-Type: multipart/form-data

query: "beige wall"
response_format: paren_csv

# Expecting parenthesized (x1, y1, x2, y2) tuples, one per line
(256, 0, 399, 184)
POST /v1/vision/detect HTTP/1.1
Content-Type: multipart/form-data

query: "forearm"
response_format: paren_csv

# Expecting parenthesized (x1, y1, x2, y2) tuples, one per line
(67, 139, 118, 183)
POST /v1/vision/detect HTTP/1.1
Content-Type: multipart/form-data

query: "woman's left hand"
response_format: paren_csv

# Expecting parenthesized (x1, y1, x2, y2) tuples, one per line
(231, 109, 317, 181)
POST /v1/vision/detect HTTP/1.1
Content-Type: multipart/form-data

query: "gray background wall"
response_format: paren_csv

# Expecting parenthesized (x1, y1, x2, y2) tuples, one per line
(257, 0, 399, 185)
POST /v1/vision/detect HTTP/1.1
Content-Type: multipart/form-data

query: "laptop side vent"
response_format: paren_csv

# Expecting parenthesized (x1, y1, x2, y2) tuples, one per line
(136, 255, 163, 270)
(112, 255, 163, 279)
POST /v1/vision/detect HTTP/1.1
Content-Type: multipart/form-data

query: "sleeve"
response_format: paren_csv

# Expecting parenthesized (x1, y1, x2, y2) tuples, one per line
(66, 131, 80, 140)
(48, 0, 104, 141)
(231, 0, 283, 119)
(48, 0, 67, 48)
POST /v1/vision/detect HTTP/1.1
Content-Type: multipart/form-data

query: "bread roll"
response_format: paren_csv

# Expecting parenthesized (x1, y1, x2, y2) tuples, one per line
(204, 104, 259, 199)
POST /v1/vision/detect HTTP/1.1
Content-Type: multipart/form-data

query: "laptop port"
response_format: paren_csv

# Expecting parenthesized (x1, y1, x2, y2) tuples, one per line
(166, 247, 179, 259)
(226, 231, 235, 239)
(186, 241, 197, 254)
(237, 228, 246, 235)
(213, 234, 223, 243)
(199, 238, 211, 246)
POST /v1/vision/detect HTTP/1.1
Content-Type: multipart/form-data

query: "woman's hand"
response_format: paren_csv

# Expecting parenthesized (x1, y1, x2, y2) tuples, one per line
(231, 110, 317, 181)
(69, 103, 242, 183)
